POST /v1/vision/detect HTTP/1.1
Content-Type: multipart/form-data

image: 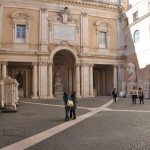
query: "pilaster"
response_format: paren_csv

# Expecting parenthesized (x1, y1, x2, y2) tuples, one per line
(40, 8, 48, 51)
(0, 4, 2, 49)
(76, 63, 81, 98)
(47, 62, 54, 99)
(113, 65, 118, 89)
(81, 12, 89, 53)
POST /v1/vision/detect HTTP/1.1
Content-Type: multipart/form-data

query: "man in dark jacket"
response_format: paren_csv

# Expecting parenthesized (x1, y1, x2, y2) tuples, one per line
(63, 92, 70, 121)
(112, 88, 117, 103)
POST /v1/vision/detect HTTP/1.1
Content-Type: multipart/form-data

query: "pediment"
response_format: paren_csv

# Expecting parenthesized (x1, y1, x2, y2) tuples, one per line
(11, 12, 31, 20)
(95, 21, 111, 28)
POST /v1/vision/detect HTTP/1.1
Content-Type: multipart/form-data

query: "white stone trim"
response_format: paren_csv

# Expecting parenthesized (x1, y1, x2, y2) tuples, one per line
(11, 12, 31, 44)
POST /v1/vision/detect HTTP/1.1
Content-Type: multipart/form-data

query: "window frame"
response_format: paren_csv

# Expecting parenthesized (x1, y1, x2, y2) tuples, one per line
(133, 11, 139, 22)
(95, 21, 110, 50)
(15, 24, 27, 43)
(11, 12, 31, 44)
(98, 31, 107, 49)
(133, 30, 140, 43)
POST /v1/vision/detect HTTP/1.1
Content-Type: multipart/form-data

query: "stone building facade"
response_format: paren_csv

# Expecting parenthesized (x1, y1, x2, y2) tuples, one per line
(0, 0, 125, 99)
(124, 0, 150, 98)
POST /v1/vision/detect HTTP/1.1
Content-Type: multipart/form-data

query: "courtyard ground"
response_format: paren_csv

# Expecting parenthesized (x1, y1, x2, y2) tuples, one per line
(0, 97, 150, 150)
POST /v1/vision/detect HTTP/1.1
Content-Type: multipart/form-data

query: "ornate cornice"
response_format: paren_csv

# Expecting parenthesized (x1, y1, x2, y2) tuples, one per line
(49, 0, 121, 11)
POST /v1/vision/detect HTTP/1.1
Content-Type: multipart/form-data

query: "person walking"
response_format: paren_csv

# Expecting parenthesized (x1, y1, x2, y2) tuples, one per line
(130, 87, 138, 104)
(112, 88, 117, 103)
(70, 91, 77, 119)
(63, 92, 70, 121)
(138, 87, 144, 104)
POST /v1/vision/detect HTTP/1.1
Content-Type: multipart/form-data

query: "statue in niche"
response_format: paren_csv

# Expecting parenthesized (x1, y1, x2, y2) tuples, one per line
(16, 71, 23, 90)
(54, 68, 63, 93)
(127, 63, 137, 83)
(60, 7, 71, 24)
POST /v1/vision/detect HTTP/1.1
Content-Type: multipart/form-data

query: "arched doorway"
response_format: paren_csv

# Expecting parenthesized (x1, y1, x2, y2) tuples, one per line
(53, 49, 76, 98)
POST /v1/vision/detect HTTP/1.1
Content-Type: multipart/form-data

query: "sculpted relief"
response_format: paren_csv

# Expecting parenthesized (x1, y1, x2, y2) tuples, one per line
(59, 7, 72, 24)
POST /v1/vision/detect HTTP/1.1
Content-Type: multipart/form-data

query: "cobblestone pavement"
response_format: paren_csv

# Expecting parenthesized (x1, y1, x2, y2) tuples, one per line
(1, 97, 150, 150)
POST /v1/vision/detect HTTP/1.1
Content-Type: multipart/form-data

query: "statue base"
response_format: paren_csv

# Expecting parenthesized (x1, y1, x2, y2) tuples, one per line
(54, 91, 63, 99)
(2, 103, 17, 113)
(18, 89, 24, 97)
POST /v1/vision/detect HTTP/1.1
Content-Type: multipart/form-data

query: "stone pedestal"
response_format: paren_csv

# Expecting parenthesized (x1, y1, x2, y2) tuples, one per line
(144, 89, 150, 99)
(2, 76, 18, 112)
(54, 77, 63, 98)
(0, 80, 4, 108)
(126, 82, 137, 97)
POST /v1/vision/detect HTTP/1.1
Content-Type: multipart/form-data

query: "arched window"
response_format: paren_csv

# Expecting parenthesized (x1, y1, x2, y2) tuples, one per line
(134, 30, 140, 43)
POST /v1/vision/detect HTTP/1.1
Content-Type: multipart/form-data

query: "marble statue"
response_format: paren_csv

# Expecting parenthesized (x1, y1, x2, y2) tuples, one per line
(126, 63, 137, 97)
(127, 63, 136, 83)
(60, 7, 71, 24)
(54, 68, 63, 97)
(119, 82, 127, 97)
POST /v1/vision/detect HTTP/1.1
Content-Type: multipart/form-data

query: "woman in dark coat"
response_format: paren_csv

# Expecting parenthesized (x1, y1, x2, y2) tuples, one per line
(70, 91, 77, 119)
(63, 92, 70, 121)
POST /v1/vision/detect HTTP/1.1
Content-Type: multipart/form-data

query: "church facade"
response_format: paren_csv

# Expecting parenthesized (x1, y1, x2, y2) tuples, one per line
(0, 0, 125, 99)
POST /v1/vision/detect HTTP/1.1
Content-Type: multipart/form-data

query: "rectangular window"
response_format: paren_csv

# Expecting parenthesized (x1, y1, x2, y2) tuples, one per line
(99, 31, 107, 49)
(16, 25, 26, 39)
(133, 11, 138, 22)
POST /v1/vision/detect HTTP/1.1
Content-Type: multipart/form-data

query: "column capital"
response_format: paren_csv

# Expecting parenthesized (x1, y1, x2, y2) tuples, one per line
(32, 62, 38, 66)
(81, 12, 88, 17)
(2, 61, 8, 65)
(89, 63, 94, 67)
(81, 62, 89, 67)
(47, 62, 53, 66)
(118, 64, 125, 68)
(76, 63, 80, 67)
(39, 61, 48, 66)
(113, 65, 118, 68)
(40, 8, 47, 13)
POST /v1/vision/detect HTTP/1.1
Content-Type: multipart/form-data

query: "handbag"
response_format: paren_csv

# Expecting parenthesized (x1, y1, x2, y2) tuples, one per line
(67, 100, 74, 107)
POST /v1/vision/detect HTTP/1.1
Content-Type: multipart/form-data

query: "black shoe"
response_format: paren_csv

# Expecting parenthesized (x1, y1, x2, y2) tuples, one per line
(65, 117, 69, 121)
(73, 117, 76, 120)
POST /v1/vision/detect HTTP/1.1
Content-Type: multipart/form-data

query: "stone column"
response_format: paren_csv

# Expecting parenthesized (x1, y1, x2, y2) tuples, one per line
(39, 61, 48, 99)
(76, 63, 81, 98)
(102, 69, 106, 95)
(40, 8, 48, 51)
(0, 80, 4, 108)
(2, 61, 7, 80)
(113, 65, 118, 89)
(81, 12, 88, 53)
(0, 5, 2, 49)
(68, 67, 73, 94)
(32, 62, 38, 99)
(118, 64, 125, 92)
(81, 63, 90, 97)
(47, 62, 53, 99)
(89, 64, 94, 97)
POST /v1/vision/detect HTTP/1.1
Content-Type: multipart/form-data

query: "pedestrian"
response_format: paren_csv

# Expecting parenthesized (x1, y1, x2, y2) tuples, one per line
(63, 92, 70, 121)
(112, 88, 118, 103)
(130, 87, 138, 104)
(70, 91, 77, 119)
(138, 87, 144, 104)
